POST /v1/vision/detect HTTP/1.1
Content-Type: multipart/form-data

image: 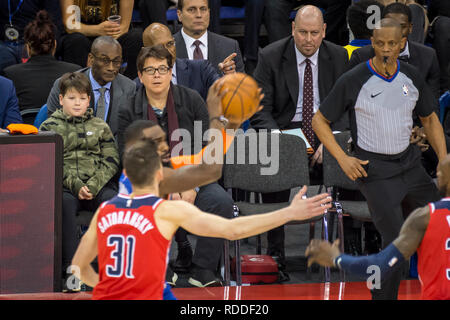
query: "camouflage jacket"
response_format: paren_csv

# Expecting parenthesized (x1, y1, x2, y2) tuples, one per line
(40, 108, 119, 197)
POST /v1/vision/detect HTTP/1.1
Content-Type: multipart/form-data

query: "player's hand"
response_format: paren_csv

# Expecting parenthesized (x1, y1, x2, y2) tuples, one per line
(180, 189, 197, 204)
(305, 239, 341, 267)
(206, 78, 227, 120)
(288, 186, 331, 221)
(338, 155, 369, 181)
(218, 53, 237, 74)
(78, 186, 93, 200)
(310, 143, 323, 167)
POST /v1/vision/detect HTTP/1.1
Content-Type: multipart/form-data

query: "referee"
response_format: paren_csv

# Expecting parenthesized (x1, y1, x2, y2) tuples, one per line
(312, 18, 447, 300)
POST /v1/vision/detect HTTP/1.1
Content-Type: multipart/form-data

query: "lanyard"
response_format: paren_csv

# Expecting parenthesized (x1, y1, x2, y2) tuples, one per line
(8, 0, 24, 26)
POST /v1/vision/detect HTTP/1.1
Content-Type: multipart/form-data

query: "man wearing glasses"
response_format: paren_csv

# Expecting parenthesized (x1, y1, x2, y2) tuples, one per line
(46, 36, 136, 138)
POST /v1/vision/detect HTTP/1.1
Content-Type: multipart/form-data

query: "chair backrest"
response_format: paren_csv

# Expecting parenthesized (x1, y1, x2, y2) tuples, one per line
(223, 130, 310, 193)
(439, 91, 450, 123)
(323, 131, 359, 191)
(34, 104, 48, 129)
(20, 107, 41, 125)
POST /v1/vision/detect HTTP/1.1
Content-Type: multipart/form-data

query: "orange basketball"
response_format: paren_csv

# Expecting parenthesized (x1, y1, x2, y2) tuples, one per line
(220, 72, 260, 123)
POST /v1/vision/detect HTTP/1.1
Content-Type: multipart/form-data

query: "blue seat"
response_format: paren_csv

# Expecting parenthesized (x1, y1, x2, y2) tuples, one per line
(439, 91, 450, 123)
(34, 104, 48, 129)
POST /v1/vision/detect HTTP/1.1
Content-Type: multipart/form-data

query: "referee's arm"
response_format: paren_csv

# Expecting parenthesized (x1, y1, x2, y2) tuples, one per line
(420, 112, 448, 162)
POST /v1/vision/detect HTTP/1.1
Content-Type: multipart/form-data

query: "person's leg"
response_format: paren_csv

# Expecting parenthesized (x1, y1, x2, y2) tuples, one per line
(118, 28, 144, 80)
(60, 32, 92, 67)
(172, 228, 193, 272)
(431, 16, 450, 93)
(62, 189, 81, 276)
(189, 182, 234, 286)
(263, 0, 296, 44)
(357, 176, 408, 300)
(139, 0, 170, 28)
(243, 0, 265, 75)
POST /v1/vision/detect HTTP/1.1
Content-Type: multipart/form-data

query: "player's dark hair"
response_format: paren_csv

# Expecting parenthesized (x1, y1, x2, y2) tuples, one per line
(382, 2, 412, 23)
(123, 139, 162, 188)
(177, 0, 210, 11)
(59, 72, 92, 96)
(347, 0, 385, 39)
(24, 10, 56, 56)
(124, 120, 158, 146)
(136, 45, 174, 73)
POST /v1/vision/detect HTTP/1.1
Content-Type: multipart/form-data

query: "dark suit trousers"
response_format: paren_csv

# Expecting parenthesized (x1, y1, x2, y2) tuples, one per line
(355, 155, 440, 300)
(61, 183, 117, 272)
(59, 29, 143, 79)
(192, 182, 234, 271)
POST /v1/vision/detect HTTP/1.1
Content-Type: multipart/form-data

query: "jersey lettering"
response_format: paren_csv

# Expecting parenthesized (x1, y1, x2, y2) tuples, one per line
(106, 235, 135, 279)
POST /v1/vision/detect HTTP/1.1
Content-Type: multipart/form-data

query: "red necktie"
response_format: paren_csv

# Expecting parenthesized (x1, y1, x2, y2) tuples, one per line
(302, 59, 315, 148)
(193, 40, 204, 60)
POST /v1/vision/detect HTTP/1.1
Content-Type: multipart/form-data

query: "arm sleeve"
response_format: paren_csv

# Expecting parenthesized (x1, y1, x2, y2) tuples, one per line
(85, 124, 120, 196)
(2, 82, 23, 127)
(414, 72, 437, 118)
(319, 73, 355, 123)
(46, 78, 61, 117)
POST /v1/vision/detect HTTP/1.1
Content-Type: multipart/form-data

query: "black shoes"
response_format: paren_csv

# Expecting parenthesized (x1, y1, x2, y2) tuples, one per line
(62, 275, 92, 293)
(166, 267, 178, 287)
(188, 265, 223, 288)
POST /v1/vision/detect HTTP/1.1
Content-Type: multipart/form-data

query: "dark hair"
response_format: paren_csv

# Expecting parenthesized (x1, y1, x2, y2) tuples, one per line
(382, 2, 412, 23)
(347, 0, 385, 39)
(59, 72, 92, 96)
(177, 0, 209, 11)
(24, 10, 56, 55)
(124, 120, 158, 146)
(136, 45, 174, 73)
(123, 139, 161, 188)
(91, 35, 121, 55)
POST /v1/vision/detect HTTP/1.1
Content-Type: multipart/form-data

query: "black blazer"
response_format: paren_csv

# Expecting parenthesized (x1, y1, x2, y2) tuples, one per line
(3, 55, 80, 112)
(117, 84, 210, 157)
(250, 36, 349, 130)
(174, 30, 245, 74)
(348, 41, 441, 100)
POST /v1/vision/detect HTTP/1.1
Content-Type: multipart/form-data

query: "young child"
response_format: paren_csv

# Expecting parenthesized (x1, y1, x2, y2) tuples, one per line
(40, 72, 119, 292)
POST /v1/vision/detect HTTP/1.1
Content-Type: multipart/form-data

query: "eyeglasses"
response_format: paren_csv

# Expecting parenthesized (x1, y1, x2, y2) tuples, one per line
(91, 54, 122, 67)
(142, 65, 171, 75)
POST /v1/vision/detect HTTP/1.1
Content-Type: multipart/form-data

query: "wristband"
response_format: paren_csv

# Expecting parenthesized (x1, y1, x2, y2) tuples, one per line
(210, 115, 228, 126)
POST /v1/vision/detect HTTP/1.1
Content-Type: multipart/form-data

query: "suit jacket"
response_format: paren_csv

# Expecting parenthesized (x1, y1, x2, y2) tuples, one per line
(0, 76, 23, 128)
(348, 41, 441, 101)
(134, 58, 220, 101)
(46, 67, 136, 136)
(117, 84, 209, 158)
(4, 55, 80, 112)
(174, 30, 245, 74)
(250, 36, 349, 131)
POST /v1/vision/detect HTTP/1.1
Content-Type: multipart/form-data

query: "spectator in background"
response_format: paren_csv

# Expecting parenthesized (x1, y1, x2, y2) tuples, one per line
(40, 72, 119, 292)
(3, 10, 80, 124)
(58, 0, 142, 79)
(47, 36, 136, 138)
(0, 0, 63, 74)
(344, 0, 384, 59)
(264, 0, 352, 46)
(174, 0, 245, 75)
(138, 0, 176, 28)
(0, 76, 23, 131)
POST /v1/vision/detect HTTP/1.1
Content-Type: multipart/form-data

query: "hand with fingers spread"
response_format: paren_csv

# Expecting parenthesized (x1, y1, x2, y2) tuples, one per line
(218, 53, 237, 75)
(305, 239, 341, 268)
(288, 186, 332, 221)
(206, 78, 228, 120)
(338, 155, 369, 181)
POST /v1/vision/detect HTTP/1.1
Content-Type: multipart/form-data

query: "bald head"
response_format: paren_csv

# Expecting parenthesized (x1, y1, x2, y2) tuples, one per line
(91, 36, 121, 55)
(437, 154, 450, 197)
(292, 5, 326, 57)
(294, 5, 324, 26)
(142, 23, 177, 60)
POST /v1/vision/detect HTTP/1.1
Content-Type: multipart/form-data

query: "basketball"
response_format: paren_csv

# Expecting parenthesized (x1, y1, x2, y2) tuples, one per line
(220, 72, 260, 123)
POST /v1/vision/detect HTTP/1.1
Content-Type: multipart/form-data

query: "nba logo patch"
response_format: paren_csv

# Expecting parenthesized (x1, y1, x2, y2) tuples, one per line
(402, 84, 409, 96)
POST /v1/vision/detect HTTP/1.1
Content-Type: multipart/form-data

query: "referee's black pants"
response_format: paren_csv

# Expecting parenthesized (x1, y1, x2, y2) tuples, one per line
(356, 157, 440, 300)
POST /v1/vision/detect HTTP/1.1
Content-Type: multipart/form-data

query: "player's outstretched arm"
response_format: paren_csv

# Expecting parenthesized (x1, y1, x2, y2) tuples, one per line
(71, 210, 100, 288)
(155, 186, 330, 241)
(305, 205, 430, 279)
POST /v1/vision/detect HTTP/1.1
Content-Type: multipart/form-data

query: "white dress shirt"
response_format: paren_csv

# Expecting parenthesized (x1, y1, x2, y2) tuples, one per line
(181, 28, 208, 60)
(292, 47, 321, 122)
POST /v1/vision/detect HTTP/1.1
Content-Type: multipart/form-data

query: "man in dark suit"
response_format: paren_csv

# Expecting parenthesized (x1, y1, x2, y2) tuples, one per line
(249, 5, 348, 269)
(0, 76, 22, 131)
(174, 0, 245, 75)
(141, 23, 220, 101)
(349, 2, 441, 100)
(46, 36, 136, 137)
